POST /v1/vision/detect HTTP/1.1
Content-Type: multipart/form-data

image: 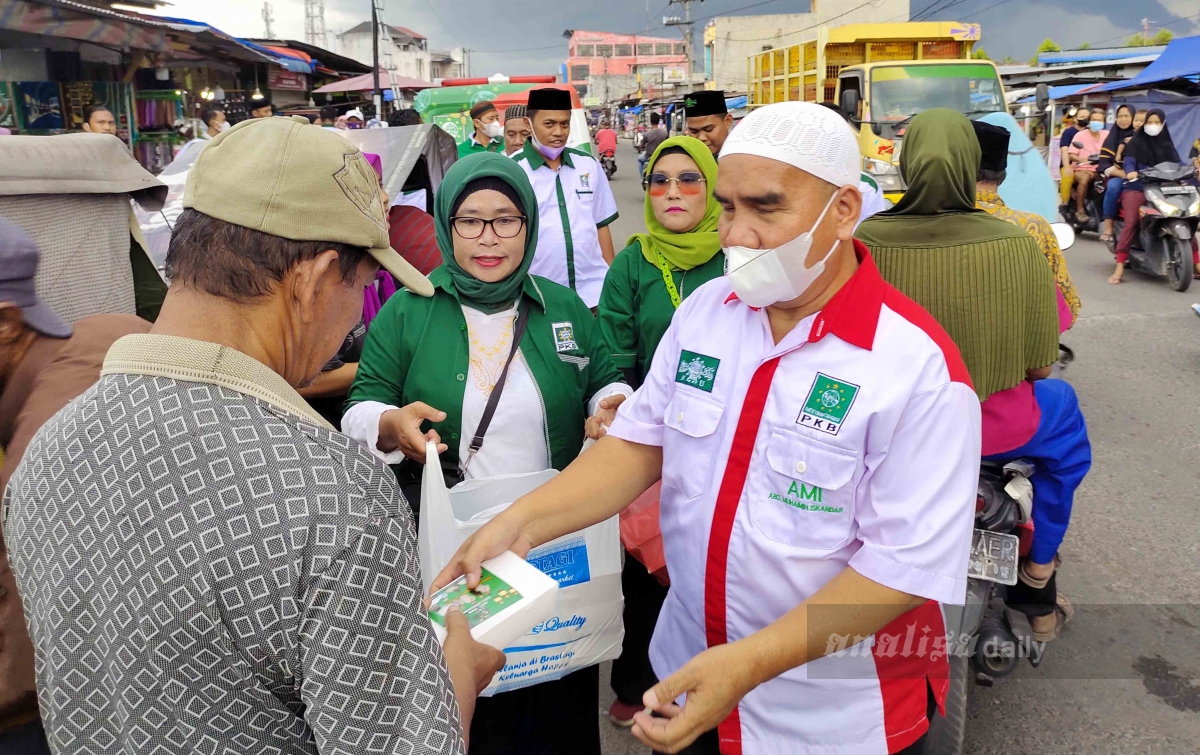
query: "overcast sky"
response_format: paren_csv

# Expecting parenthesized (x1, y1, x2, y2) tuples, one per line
(149, 0, 1200, 75)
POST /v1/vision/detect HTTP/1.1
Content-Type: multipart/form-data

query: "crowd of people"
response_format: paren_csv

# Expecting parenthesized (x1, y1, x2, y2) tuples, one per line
(11, 80, 1199, 755)
(1058, 104, 1200, 284)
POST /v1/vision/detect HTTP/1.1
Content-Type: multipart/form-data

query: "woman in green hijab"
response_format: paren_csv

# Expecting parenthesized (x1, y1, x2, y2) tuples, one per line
(343, 152, 629, 755)
(595, 135, 723, 726)
(856, 109, 1085, 643)
(599, 135, 724, 387)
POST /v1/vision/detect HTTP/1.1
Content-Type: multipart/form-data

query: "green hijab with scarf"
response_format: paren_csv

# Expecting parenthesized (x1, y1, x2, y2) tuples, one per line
(626, 135, 723, 270)
(855, 108, 1060, 400)
(433, 151, 539, 313)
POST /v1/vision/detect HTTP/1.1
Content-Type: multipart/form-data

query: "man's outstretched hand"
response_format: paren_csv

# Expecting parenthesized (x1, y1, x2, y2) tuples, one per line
(430, 508, 534, 593)
(631, 641, 759, 754)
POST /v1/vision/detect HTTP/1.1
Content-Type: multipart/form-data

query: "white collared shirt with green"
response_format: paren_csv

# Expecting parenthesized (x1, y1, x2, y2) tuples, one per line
(513, 140, 619, 308)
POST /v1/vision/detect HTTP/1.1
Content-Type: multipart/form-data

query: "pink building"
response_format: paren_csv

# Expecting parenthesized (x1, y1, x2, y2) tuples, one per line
(565, 31, 689, 88)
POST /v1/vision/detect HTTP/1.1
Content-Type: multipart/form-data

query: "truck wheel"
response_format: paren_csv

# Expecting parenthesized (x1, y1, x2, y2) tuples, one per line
(1165, 236, 1193, 292)
(924, 653, 969, 755)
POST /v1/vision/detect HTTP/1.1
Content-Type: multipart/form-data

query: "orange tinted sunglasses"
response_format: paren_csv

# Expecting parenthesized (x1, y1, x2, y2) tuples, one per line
(647, 171, 706, 196)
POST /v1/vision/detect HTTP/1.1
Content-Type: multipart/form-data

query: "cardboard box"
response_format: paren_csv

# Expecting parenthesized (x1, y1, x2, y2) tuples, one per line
(429, 550, 559, 650)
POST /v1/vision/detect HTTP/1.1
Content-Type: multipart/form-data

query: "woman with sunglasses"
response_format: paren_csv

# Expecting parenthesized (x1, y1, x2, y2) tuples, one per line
(342, 152, 628, 755)
(596, 135, 723, 727)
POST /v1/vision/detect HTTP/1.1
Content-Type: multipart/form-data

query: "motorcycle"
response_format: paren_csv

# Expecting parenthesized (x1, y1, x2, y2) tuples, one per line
(1059, 144, 1104, 234)
(1106, 162, 1200, 292)
(925, 460, 1038, 755)
(599, 149, 617, 180)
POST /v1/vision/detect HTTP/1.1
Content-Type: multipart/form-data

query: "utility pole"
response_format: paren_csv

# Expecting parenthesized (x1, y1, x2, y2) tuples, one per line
(369, 0, 399, 116)
(261, 2, 274, 39)
(371, 0, 380, 116)
(665, 0, 701, 86)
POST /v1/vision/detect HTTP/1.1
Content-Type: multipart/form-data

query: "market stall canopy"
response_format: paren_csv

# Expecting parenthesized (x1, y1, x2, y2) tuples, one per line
(313, 71, 435, 94)
(1096, 35, 1200, 92)
(244, 39, 371, 76)
(2, 0, 174, 52)
(3, 2, 327, 73)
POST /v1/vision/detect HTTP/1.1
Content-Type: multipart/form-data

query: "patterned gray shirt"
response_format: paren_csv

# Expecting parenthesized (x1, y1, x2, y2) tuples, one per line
(3, 373, 464, 754)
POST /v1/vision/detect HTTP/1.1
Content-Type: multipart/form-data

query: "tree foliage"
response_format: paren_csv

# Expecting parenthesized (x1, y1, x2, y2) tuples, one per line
(1126, 29, 1173, 47)
(971, 47, 989, 59)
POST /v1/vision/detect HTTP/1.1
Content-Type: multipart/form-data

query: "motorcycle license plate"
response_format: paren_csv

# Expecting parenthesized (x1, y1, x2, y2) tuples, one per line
(1161, 186, 1197, 195)
(968, 529, 1020, 586)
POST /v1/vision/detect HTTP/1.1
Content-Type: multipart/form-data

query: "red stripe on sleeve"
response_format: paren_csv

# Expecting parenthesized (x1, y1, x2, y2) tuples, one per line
(871, 600, 950, 753)
(704, 357, 781, 755)
(881, 288, 974, 389)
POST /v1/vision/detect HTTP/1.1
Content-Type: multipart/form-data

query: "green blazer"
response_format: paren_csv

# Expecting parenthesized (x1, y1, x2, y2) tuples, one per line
(348, 267, 623, 481)
(597, 240, 725, 386)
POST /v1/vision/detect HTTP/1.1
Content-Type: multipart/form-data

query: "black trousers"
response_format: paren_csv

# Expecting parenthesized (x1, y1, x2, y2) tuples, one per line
(468, 664, 601, 755)
(610, 554, 670, 705)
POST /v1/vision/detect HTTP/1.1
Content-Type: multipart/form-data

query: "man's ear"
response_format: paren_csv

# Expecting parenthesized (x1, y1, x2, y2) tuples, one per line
(724, 113, 734, 128)
(0, 303, 28, 344)
(290, 250, 342, 324)
(834, 185, 862, 241)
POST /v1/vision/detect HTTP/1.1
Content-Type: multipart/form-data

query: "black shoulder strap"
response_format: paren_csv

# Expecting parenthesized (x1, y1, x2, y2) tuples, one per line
(462, 302, 531, 474)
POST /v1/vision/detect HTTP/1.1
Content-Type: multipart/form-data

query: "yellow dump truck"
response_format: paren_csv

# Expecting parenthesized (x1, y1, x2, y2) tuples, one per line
(747, 22, 1006, 201)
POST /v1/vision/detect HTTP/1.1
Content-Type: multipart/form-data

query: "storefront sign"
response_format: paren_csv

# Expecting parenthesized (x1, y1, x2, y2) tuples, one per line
(268, 65, 308, 92)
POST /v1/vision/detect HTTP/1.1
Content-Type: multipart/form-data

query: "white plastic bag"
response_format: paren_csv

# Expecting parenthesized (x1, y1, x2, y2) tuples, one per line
(417, 442, 625, 695)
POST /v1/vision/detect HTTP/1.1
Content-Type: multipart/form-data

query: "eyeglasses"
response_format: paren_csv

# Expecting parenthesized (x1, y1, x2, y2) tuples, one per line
(450, 215, 527, 239)
(647, 171, 706, 196)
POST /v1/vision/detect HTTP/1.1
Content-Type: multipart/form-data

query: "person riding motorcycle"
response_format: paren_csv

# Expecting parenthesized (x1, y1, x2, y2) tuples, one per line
(1098, 105, 1136, 242)
(857, 109, 1092, 643)
(1064, 110, 1108, 226)
(1058, 106, 1090, 206)
(1110, 109, 1200, 285)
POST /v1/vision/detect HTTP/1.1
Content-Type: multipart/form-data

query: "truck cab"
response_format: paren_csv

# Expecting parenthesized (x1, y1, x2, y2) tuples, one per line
(837, 59, 1007, 202)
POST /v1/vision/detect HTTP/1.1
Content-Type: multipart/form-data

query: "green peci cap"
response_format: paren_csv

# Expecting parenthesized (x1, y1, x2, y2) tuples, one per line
(183, 115, 434, 296)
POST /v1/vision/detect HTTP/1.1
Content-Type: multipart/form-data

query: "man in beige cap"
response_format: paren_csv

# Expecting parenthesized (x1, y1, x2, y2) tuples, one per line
(3, 116, 502, 755)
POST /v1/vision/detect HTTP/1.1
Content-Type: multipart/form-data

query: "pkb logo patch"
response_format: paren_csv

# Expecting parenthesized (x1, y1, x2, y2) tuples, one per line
(798, 373, 859, 436)
(551, 322, 578, 352)
(675, 350, 719, 392)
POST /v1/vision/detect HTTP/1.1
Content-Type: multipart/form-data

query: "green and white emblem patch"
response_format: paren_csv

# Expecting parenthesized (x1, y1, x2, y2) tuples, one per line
(675, 350, 719, 392)
(797, 373, 860, 436)
(551, 322, 578, 352)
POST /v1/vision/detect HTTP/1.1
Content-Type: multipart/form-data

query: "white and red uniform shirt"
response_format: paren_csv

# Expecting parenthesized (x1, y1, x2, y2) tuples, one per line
(608, 243, 981, 755)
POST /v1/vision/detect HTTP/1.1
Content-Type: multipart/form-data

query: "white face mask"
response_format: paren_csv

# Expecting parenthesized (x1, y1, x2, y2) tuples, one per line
(1143, 123, 1163, 137)
(218, 120, 230, 132)
(724, 191, 840, 308)
(483, 120, 503, 139)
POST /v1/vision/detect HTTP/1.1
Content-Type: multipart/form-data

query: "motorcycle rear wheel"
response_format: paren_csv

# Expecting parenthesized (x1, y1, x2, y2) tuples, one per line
(924, 653, 969, 755)
(1165, 236, 1193, 292)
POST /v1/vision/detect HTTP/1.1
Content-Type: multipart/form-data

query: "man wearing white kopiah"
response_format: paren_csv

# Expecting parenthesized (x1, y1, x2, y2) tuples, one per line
(433, 102, 980, 754)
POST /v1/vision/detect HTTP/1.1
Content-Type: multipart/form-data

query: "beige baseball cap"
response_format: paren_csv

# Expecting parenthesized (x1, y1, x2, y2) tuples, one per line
(183, 115, 434, 296)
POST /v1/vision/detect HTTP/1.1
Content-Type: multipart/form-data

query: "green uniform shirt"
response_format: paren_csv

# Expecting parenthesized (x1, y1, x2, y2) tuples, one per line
(597, 241, 726, 386)
(457, 133, 504, 158)
(347, 267, 623, 482)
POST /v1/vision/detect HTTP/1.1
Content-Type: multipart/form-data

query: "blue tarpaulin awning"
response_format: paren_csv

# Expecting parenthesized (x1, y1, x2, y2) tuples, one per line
(1014, 82, 1105, 103)
(1096, 35, 1200, 92)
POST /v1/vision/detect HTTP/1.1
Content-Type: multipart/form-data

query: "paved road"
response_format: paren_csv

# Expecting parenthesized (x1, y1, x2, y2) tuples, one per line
(595, 139, 1200, 755)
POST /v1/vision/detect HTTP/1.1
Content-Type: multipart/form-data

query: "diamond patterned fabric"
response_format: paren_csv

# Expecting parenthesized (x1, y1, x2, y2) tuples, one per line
(2, 373, 464, 754)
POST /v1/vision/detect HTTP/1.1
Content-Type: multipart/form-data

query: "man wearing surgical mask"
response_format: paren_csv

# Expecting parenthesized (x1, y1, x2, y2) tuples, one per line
(433, 102, 981, 755)
(458, 100, 505, 157)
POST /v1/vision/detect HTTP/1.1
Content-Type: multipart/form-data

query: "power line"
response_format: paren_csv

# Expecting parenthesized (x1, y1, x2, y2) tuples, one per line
(703, 0, 893, 44)
(1087, 11, 1200, 47)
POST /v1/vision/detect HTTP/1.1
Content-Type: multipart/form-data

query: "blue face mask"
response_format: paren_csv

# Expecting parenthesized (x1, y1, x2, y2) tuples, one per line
(1088, 121, 1103, 132)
